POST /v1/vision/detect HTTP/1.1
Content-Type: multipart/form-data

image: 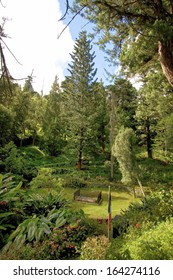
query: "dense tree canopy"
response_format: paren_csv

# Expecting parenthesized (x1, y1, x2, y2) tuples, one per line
(72, 0, 173, 85)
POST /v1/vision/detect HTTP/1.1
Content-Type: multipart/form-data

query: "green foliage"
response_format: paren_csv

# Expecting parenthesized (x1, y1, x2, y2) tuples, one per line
(23, 192, 69, 216)
(1, 208, 101, 260)
(74, 1, 173, 85)
(29, 169, 62, 190)
(155, 113, 173, 156)
(42, 76, 65, 156)
(122, 189, 173, 226)
(80, 235, 109, 260)
(0, 142, 36, 179)
(106, 218, 173, 260)
(3, 208, 67, 252)
(0, 104, 13, 146)
(62, 176, 87, 189)
(112, 126, 136, 185)
(0, 174, 23, 248)
(4, 145, 26, 174)
(47, 213, 101, 260)
(62, 31, 98, 167)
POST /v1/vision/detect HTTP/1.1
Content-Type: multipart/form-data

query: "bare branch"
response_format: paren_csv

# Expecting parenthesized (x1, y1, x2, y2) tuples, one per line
(58, 0, 69, 21)
(0, 0, 5, 8)
(58, 6, 86, 39)
(1, 38, 22, 65)
(0, 41, 12, 94)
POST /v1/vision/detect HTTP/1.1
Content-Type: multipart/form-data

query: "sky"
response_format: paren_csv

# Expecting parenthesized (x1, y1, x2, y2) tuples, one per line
(0, 0, 115, 94)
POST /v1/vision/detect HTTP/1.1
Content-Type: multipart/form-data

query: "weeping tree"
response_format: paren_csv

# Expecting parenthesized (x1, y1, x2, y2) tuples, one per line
(112, 126, 145, 197)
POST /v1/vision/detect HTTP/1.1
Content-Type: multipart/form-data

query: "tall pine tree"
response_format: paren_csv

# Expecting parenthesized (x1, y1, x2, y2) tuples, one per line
(62, 31, 97, 169)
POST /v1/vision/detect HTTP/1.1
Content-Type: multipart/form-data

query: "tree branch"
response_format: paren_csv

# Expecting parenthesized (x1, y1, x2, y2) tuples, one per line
(1, 38, 22, 65)
(58, 0, 69, 21)
(58, 6, 86, 39)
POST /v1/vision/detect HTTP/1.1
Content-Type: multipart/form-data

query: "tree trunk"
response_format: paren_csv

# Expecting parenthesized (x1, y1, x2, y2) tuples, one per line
(32, 130, 36, 146)
(101, 133, 106, 153)
(145, 118, 153, 159)
(109, 91, 116, 179)
(158, 40, 173, 86)
(77, 128, 84, 170)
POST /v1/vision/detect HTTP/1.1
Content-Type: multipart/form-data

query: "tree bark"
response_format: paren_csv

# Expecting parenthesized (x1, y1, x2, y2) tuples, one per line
(77, 128, 84, 170)
(145, 118, 153, 159)
(158, 40, 173, 86)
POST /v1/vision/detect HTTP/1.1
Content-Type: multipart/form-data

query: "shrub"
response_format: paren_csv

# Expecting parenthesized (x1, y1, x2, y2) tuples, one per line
(29, 169, 62, 190)
(23, 192, 69, 216)
(80, 235, 110, 260)
(62, 176, 87, 189)
(49, 217, 101, 260)
(4, 146, 26, 175)
(121, 189, 173, 227)
(2, 208, 67, 253)
(106, 218, 173, 260)
(1, 209, 101, 260)
(0, 174, 24, 248)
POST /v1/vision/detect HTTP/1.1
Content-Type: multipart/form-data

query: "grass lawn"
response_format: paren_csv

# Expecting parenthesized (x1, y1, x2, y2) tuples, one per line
(63, 187, 138, 219)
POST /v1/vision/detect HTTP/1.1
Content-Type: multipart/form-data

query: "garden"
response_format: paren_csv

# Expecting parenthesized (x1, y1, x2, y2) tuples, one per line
(0, 144, 173, 260)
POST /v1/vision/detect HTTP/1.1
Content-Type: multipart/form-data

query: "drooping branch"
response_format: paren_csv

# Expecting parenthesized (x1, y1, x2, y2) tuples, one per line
(58, 0, 69, 21)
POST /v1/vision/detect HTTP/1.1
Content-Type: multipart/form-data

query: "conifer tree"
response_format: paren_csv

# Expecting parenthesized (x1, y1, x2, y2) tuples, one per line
(62, 31, 97, 169)
(43, 76, 65, 155)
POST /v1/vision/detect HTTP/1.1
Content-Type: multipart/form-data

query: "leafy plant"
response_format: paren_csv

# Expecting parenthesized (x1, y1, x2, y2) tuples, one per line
(0, 174, 24, 248)
(80, 235, 110, 260)
(23, 192, 69, 216)
(62, 176, 87, 189)
(49, 217, 100, 260)
(121, 189, 173, 227)
(29, 168, 62, 190)
(3, 208, 67, 252)
(106, 218, 173, 260)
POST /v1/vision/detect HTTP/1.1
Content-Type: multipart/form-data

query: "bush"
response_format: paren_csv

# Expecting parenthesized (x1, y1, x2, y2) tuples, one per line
(2, 208, 67, 253)
(106, 218, 173, 260)
(62, 176, 87, 189)
(23, 192, 69, 216)
(29, 169, 62, 190)
(1, 209, 101, 260)
(121, 189, 173, 227)
(0, 240, 52, 260)
(80, 235, 110, 260)
(0, 174, 24, 249)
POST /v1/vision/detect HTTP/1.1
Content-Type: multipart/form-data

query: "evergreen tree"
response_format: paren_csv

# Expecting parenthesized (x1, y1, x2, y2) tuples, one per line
(135, 70, 173, 158)
(62, 31, 97, 169)
(93, 81, 109, 153)
(73, 1, 173, 86)
(107, 78, 137, 178)
(12, 88, 32, 146)
(23, 75, 34, 93)
(43, 76, 65, 155)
